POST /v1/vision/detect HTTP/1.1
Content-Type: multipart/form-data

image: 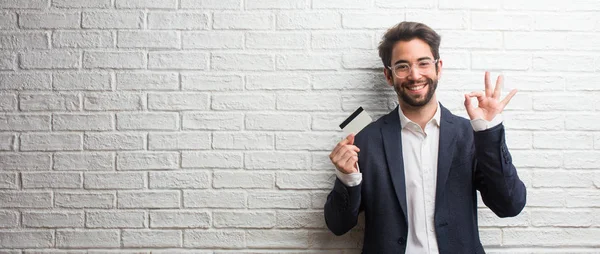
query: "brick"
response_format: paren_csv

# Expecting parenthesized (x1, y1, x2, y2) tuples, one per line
(247, 0, 305, 8)
(116, 71, 178, 91)
(19, 12, 79, 29)
(0, 153, 51, 171)
(247, 32, 307, 49)
(0, 0, 47, 9)
(117, 113, 178, 131)
(0, 173, 18, 189)
(148, 12, 208, 29)
(0, 133, 14, 150)
(0, 12, 17, 29)
(0, 210, 18, 227)
(567, 75, 600, 91)
(277, 93, 340, 111)
(116, 0, 177, 9)
(471, 12, 532, 31)
(566, 114, 600, 130)
(84, 51, 146, 69)
(311, 113, 354, 131)
(214, 211, 275, 228)
(503, 228, 600, 246)
(0, 52, 16, 70)
(84, 93, 144, 111)
(182, 151, 243, 168)
(276, 133, 339, 151)
(534, 54, 594, 72)
(20, 93, 80, 111)
(149, 51, 207, 70)
(0, 230, 53, 248)
(20, 133, 81, 151)
(246, 74, 309, 90)
(527, 189, 566, 208)
(213, 133, 274, 150)
(276, 211, 325, 229)
(117, 152, 179, 170)
(440, 31, 502, 49)
(503, 113, 563, 130)
(213, 171, 273, 189)
(480, 229, 502, 247)
(211, 53, 273, 71)
(55, 191, 114, 208)
(511, 151, 563, 168)
(86, 210, 145, 228)
(0, 94, 17, 111)
(183, 112, 243, 130)
(375, 0, 434, 8)
(84, 172, 145, 189)
(406, 11, 468, 30)
(276, 172, 333, 190)
(471, 52, 531, 71)
(53, 30, 113, 48)
(566, 190, 600, 207)
(118, 191, 180, 208)
(314, 0, 370, 8)
(439, 0, 500, 9)
(122, 230, 181, 247)
(213, 12, 272, 30)
(0, 73, 51, 90)
(505, 32, 567, 50)
(53, 113, 114, 131)
(148, 92, 209, 110)
(504, 75, 564, 91)
(248, 192, 310, 209)
(276, 54, 339, 70)
(563, 152, 600, 169)
(276, 12, 340, 29)
(82, 11, 143, 29)
(245, 113, 310, 131)
(150, 211, 210, 228)
(83, 132, 146, 150)
(182, 31, 243, 49)
(149, 132, 210, 150)
(441, 50, 470, 70)
(308, 230, 362, 249)
(182, 74, 243, 91)
(535, 14, 595, 31)
(0, 32, 48, 49)
(117, 31, 179, 49)
(342, 13, 401, 29)
(149, 171, 210, 189)
(52, 0, 111, 8)
(0, 191, 52, 208)
(503, 0, 600, 11)
(22, 172, 81, 189)
(505, 131, 532, 150)
(245, 152, 310, 170)
(530, 209, 592, 227)
(342, 51, 381, 69)
(180, 0, 241, 9)
(533, 170, 594, 188)
(246, 230, 309, 248)
(184, 191, 246, 208)
(478, 209, 528, 227)
(534, 132, 593, 149)
(311, 191, 328, 209)
(567, 33, 600, 51)
(20, 50, 79, 69)
(53, 72, 111, 91)
(53, 152, 114, 171)
(312, 32, 372, 49)
(23, 211, 84, 228)
(212, 93, 275, 110)
(184, 230, 244, 248)
(56, 230, 119, 248)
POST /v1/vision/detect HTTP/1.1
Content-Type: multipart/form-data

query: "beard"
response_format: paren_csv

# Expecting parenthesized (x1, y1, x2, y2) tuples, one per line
(393, 77, 438, 107)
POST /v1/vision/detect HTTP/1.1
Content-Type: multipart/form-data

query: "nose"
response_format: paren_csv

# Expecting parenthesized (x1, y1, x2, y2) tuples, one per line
(407, 64, 421, 80)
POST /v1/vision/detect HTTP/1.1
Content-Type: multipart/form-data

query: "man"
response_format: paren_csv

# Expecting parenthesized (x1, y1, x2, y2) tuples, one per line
(324, 21, 526, 253)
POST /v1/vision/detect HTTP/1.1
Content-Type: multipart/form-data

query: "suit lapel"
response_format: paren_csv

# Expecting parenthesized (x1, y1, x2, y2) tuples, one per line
(381, 107, 408, 222)
(435, 105, 457, 208)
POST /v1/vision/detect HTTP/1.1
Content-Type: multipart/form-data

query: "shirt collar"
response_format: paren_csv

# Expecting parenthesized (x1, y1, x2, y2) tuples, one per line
(398, 101, 441, 129)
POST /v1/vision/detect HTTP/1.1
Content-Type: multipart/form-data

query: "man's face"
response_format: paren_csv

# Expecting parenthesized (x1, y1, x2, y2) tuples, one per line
(386, 39, 442, 108)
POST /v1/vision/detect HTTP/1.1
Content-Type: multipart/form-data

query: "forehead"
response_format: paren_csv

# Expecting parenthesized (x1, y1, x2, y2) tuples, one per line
(391, 38, 434, 62)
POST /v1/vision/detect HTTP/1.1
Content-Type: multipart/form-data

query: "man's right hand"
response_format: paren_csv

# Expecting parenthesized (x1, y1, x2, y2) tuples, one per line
(329, 133, 360, 174)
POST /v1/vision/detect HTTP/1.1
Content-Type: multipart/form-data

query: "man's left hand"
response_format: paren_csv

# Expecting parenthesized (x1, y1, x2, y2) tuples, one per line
(464, 71, 517, 121)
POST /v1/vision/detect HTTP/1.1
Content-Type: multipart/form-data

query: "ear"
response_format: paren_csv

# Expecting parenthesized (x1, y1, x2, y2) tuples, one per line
(384, 67, 394, 86)
(436, 59, 443, 79)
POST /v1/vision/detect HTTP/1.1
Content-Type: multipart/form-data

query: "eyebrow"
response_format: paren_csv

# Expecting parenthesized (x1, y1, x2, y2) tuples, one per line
(392, 56, 433, 66)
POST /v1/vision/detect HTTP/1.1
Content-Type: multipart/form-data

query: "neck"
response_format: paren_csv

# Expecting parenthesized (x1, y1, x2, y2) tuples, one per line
(398, 96, 438, 129)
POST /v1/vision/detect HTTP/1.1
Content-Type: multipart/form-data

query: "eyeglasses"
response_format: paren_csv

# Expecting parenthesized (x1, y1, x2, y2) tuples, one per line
(386, 59, 439, 79)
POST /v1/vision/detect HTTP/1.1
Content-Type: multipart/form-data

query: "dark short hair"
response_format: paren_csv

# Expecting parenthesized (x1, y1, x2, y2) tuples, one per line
(377, 22, 441, 68)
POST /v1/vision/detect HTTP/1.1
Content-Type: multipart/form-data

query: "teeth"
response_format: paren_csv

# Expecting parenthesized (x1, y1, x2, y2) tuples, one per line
(407, 84, 425, 91)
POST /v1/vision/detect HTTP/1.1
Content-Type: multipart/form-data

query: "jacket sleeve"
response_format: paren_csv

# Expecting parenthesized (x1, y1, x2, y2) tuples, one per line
(324, 177, 362, 236)
(473, 123, 527, 217)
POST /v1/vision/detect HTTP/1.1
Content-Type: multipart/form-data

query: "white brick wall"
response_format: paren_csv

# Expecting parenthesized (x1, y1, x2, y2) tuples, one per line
(0, 0, 598, 253)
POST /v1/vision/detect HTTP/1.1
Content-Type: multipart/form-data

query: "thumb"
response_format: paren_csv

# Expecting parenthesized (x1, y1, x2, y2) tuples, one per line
(346, 133, 355, 145)
(464, 94, 474, 118)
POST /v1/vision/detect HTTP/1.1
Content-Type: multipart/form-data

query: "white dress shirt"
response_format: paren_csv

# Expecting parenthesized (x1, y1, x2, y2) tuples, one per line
(336, 101, 502, 254)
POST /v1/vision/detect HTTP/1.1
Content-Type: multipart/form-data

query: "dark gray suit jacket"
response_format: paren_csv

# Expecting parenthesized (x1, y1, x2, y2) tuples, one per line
(324, 105, 526, 254)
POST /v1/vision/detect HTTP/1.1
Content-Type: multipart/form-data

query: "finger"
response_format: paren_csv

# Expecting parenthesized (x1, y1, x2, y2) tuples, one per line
(342, 155, 359, 173)
(500, 89, 518, 108)
(467, 91, 486, 103)
(484, 71, 492, 97)
(331, 145, 360, 164)
(493, 74, 503, 100)
(330, 133, 355, 159)
(347, 133, 355, 145)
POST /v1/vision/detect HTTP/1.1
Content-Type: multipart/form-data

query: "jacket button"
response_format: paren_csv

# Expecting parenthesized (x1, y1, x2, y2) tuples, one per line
(397, 237, 405, 245)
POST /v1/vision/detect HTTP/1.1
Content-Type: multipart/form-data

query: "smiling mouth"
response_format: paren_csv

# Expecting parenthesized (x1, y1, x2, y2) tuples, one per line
(404, 83, 427, 91)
